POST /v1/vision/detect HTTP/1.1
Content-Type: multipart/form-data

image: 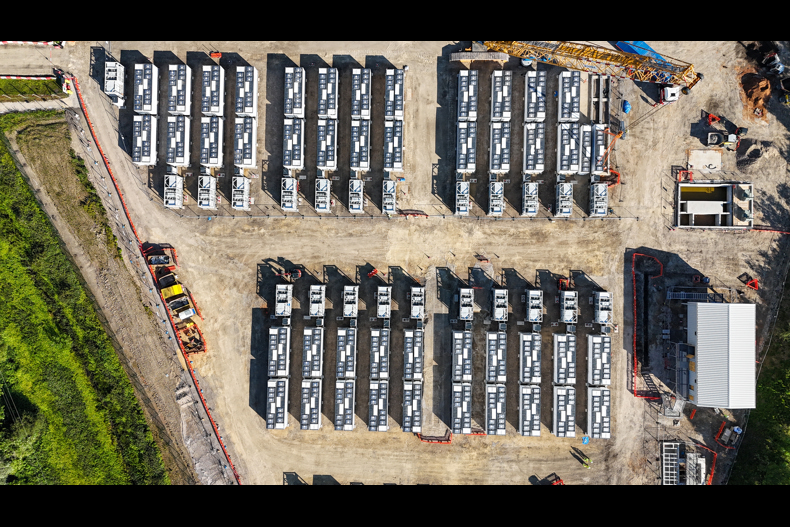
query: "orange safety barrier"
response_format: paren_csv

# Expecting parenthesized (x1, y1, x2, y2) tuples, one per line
(73, 78, 241, 485)
(715, 421, 735, 450)
(631, 253, 662, 400)
(186, 287, 204, 320)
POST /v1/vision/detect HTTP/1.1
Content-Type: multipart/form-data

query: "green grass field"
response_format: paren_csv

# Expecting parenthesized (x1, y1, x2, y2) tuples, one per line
(0, 111, 168, 484)
(0, 79, 67, 103)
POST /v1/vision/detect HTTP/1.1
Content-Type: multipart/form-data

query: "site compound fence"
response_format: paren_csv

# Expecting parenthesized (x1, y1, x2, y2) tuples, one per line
(72, 77, 241, 485)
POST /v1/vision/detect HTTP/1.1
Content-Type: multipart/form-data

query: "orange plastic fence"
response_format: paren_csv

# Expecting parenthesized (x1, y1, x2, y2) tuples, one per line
(75, 78, 240, 484)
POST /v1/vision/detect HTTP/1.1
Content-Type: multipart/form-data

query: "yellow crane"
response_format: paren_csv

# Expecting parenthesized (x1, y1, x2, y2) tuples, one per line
(481, 41, 703, 92)
(482, 41, 703, 183)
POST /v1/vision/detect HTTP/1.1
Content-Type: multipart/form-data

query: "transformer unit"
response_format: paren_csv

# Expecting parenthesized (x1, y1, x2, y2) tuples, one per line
(349, 178, 364, 214)
(382, 180, 396, 215)
(455, 181, 470, 216)
(163, 171, 183, 209)
(280, 177, 298, 212)
(377, 286, 392, 319)
(104, 61, 125, 107)
(343, 285, 359, 318)
(492, 288, 508, 321)
(314, 177, 331, 214)
(284, 67, 305, 119)
(590, 182, 609, 217)
(594, 291, 613, 326)
(526, 289, 543, 323)
(231, 175, 250, 211)
(275, 284, 293, 317)
(197, 175, 216, 210)
(522, 181, 539, 216)
(555, 180, 573, 217)
(489, 181, 504, 216)
(309, 285, 326, 318)
(410, 287, 425, 320)
(560, 290, 578, 324)
(459, 288, 474, 321)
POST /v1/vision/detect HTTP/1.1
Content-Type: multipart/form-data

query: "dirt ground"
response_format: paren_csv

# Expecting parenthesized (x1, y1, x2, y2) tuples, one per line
(3, 40, 789, 485)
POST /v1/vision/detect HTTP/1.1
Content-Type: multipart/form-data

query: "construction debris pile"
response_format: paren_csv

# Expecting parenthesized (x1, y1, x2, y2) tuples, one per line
(740, 73, 771, 118)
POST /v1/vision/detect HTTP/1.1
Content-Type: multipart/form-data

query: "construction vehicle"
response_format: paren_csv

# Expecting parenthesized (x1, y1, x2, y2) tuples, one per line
(147, 254, 170, 265)
(161, 283, 184, 300)
(158, 272, 178, 288)
(653, 84, 680, 107)
(276, 269, 302, 282)
(777, 77, 790, 106)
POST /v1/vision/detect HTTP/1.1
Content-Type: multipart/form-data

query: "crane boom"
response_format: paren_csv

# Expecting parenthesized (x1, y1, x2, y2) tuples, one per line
(482, 41, 702, 89)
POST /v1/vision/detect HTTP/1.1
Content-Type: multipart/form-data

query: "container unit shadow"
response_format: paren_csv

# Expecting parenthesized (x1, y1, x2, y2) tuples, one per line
(261, 54, 298, 207)
(330, 55, 364, 214)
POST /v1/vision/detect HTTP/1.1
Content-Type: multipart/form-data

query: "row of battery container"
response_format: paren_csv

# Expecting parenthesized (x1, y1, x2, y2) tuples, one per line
(266, 325, 426, 432)
(450, 330, 611, 438)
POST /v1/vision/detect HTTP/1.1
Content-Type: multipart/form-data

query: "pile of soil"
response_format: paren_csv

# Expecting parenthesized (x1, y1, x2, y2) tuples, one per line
(741, 73, 771, 118)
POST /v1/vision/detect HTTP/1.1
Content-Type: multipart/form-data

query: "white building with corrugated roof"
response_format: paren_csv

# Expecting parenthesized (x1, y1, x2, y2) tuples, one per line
(686, 303, 756, 409)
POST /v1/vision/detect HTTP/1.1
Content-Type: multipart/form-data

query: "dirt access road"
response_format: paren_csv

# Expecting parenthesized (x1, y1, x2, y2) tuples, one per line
(24, 41, 790, 484)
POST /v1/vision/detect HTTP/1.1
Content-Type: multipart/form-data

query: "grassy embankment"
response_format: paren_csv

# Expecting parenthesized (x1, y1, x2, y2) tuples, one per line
(729, 270, 790, 485)
(0, 110, 168, 484)
(0, 79, 67, 103)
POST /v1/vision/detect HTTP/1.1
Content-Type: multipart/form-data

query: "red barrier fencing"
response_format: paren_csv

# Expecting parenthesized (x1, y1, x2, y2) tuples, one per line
(73, 78, 241, 484)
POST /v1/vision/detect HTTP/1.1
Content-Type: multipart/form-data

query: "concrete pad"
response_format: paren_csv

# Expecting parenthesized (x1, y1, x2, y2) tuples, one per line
(687, 149, 723, 171)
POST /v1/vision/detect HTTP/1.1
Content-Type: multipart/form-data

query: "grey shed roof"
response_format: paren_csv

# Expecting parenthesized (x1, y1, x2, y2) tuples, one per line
(167, 64, 190, 115)
(233, 116, 256, 168)
(384, 68, 405, 120)
(336, 327, 357, 379)
(553, 385, 576, 438)
(522, 122, 545, 174)
(351, 68, 371, 120)
(489, 121, 511, 173)
(452, 331, 473, 383)
(368, 381, 389, 432)
(451, 382, 472, 434)
(235, 66, 257, 117)
(519, 332, 541, 384)
(165, 116, 189, 166)
(302, 327, 324, 379)
(334, 380, 355, 431)
(350, 119, 370, 171)
(403, 329, 424, 381)
(557, 123, 581, 175)
(587, 334, 612, 386)
(553, 333, 577, 385)
(300, 379, 322, 430)
(316, 119, 337, 170)
(688, 303, 756, 408)
(486, 332, 507, 383)
(520, 385, 541, 437)
(402, 380, 423, 433)
(267, 326, 291, 378)
(524, 70, 547, 122)
(266, 378, 289, 429)
(490, 70, 512, 122)
(456, 121, 477, 173)
(485, 384, 507, 436)
(317, 68, 338, 119)
(383, 120, 404, 172)
(370, 328, 390, 380)
(587, 387, 611, 439)
(457, 69, 478, 121)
